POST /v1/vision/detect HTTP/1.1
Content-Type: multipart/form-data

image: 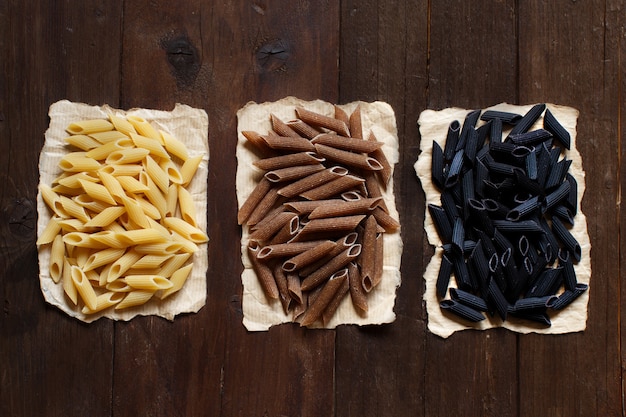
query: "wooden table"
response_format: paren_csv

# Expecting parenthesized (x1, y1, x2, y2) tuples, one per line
(1, 1, 623, 416)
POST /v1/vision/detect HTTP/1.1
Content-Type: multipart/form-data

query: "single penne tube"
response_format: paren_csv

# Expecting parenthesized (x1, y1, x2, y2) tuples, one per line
(58, 195, 90, 222)
(282, 199, 337, 215)
(144, 154, 169, 193)
(293, 215, 366, 241)
(371, 206, 400, 233)
(177, 185, 197, 227)
(119, 195, 150, 229)
(256, 240, 326, 259)
(165, 184, 179, 218)
(99, 163, 143, 177)
(162, 217, 208, 243)
(39, 183, 60, 212)
(157, 263, 193, 300)
(159, 158, 184, 185)
(238, 177, 272, 225)
(363, 171, 388, 212)
(81, 291, 125, 314)
(314, 143, 383, 171)
(66, 119, 114, 135)
(51, 184, 84, 197)
(139, 171, 167, 217)
(270, 113, 300, 137)
(297, 233, 358, 279)
(89, 230, 125, 248)
(160, 129, 189, 161)
(272, 263, 291, 314)
(85, 138, 134, 160)
(133, 241, 184, 255)
(107, 113, 137, 136)
(253, 151, 325, 171)
(88, 129, 131, 144)
(348, 105, 363, 139)
(246, 187, 280, 226)
(125, 275, 173, 291)
(368, 132, 393, 184)
(287, 272, 303, 305)
(63, 232, 109, 249)
(70, 265, 98, 310)
(299, 269, 349, 327)
(57, 218, 96, 233)
(295, 106, 350, 137)
(78, 179, 117, 205)
(180, 154, 203, 186)
(105, 148, 150, 165)
(72, 246, 92, 268)
(83, 247, 126, 272)
(64, 134, 101, 151)
(62, 258, 78, 305)
(347, 261, 367, 314)
(299, 174, 365, 201)
(266, 217, 300, 245)
(278, 166, 348, 198)
(36, 216, 62, 245)
(285, 119, 320, 139)
(130, 132, 170, 159)
(57, 172, 99, 189)
(247, 241, 279, 300)
(157, 252, 192, 278)
(248, 212, 298, 242)
(114, 228, 169, 247)
(282, 240, 337, 272)
(58, 152, 102, 172)
(262, 132, 316, 153)
(300, 244, 361, 291)
(134, 195, 161, 220)
(307, 197, 382, 219)
(264, 164, 325, 183)
(49, 234, 66, 283)
(98, 263, 112, 286)
(74, 194, 112, 215)
(114, 289, 156, 310)
(106, 278, 133, 292)
(126, 115, 162, 142)
(169, 231, 199, 253)
(321, 272, 350, 326)
(359, 216, 378, 290)
(334, 105, 349, 125)
(311, 133, 383, 153)
(115, 175, 151, 194)
(249, 205, 285, 232)
(107, 249, 142, 282)
(241, 130, 277, 157)
(132, 254, 173, 269)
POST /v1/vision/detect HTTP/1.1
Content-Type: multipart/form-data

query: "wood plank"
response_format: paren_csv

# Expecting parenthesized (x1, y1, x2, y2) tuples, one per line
(423, 2, 520, 416)
(0, 2, 121, 416)
(114, 2, 338, 416)
(517, 1, 622, 416)
(336, 1, 428, 416)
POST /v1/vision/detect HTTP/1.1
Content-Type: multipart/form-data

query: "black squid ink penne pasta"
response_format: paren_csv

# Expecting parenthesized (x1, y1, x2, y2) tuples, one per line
(440, 299, 485, 322)
(543, 108, 571, 149)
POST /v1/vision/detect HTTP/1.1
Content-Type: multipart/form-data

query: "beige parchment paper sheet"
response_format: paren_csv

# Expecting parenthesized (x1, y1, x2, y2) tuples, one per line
(415, 103, 591, 338)
(37, 100, 209, 322)
(236, 97, 402, 331)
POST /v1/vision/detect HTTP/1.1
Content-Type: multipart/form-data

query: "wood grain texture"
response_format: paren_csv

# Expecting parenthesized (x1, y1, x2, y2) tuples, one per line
(1, 1, 624, 416)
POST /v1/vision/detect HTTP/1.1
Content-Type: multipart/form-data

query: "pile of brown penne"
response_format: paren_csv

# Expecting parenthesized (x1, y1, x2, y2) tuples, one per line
(238, 105, 399, 327)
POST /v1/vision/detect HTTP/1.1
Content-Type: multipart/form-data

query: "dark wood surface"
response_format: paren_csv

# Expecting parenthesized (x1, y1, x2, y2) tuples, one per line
(1, 1, 623, 416)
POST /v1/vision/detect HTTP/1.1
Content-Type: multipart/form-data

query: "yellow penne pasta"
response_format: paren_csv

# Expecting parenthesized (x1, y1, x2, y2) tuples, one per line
(169, 231, 199, 253)
(107, 249, 142, 282)
(162, 217, 207, 243)
(144, 155, 169, 193)
(177, 184, 197, 227)
(84, 206, 126, 228)
(81, 291, 125, 314)
(59, 196, 90, 222)
(58, 152, 101, 172)
(74, 194, 112, 213)
(180, 154, 203, 186)
(70, 265, 98, 310)
(114, 289, 155, 310)
(115, 175, 151, 194)
(99, 164, 143, 177)
(119, 194, 150, 229)
(39, 183, 60, 212)
(160, 129, 189, 161)
(156, 252, 192, 278)
(126, 115, 162, 142)
(133, 242, 184, 255)
(105, 148, 150, 165)
(130, 132, 170, 159)
(49, 234, 65, 283)
(89, 129, 130, 144)
(125, 275, 173, 291)
(98, 263, 112, 286)
(139, 172, 167, 217)
(51, 184, 84, 197)
(97, 170, 127, 202)
(132, 254, 173, 269)
(86, 138, 134, 160)
(83, 247, 126, 272)
(165, 183, 179, 217)
(108, 113, 137, 136)
(134, 195, 161, 220)
(89, 230, 124, 248)
(57, 172, 99, 189)
(62, 258, 78, 305)
(72, 246, 93, 268)
(158, 263, 193, 300)
(57, 218, 95, 233)
(78, 179, 117, 205)
(114, 228, 169, 246)
(64, 134, 101, 151)
(159, 158, 183, 184)
(63, 232, 109, 249)
(105, 279, 133, 292)
(66, 119, 114, 135)
(36, 216, 62, 245)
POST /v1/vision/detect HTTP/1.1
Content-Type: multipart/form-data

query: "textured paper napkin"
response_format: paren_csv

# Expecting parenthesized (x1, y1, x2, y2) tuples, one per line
(37, 100, 209, 322)
(415, 103, 591, 338)
(236, 97, 402, 331)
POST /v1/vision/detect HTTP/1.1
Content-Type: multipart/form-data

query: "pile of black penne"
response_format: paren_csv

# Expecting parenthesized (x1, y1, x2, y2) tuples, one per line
(429, 104, 588, 325)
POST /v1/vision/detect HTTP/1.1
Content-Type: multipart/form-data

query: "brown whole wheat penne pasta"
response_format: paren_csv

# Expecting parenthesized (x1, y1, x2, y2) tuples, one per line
(294, 215, 366, 241)
(272, 263, 291, 313)
(371, 206, 400, 232)
(307, 197, 383, 219)
(321, 272, 350, 326)
(267, 219, 299, 245)
(270, 114, 300, 138)
(245, 186, 281, 226)
(299, 269, 349, 326)
(314, 143, 383, 171)
(300, 174, 366, 200)
(359, 215, 378, 287)
(300, 244, 361, 291)
(286, 119, 321, 139)
(238, 177, 272, 224)
(264, 164, 325, 183)
(248, 242, 279, 299)
(368, 132, 393, 185)
(311, 134, 383, 153)
(287, 272, 303, 305)
(249, 211, 298, 242)
(263, 131, 316, 153)
(297, 232, 359, 277)
(349, 105, 363, 139)
(334, 105, 350, 126)
(278, 166, 348, 198)
(295, 106, 350, 137)
(257, 240, 327, 259)
(282, 240, 337, 272)
(363, 171, 388, 212)
(283, 199, 338, 215)
(253, 151, 325, 171)
(348, 261, 368, 314)
(242, 130, 277, 158)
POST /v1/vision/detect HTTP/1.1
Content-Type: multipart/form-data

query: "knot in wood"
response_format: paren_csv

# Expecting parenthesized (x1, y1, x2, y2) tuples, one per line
(256, 40, 289, 72)
(6, 198, 35, 239)
(161, 35, 200, 88)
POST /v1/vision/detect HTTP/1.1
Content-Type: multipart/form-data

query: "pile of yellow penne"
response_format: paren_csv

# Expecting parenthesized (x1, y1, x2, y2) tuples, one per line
(37, 113, 207, 314)
(239, 105, 399, 327)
